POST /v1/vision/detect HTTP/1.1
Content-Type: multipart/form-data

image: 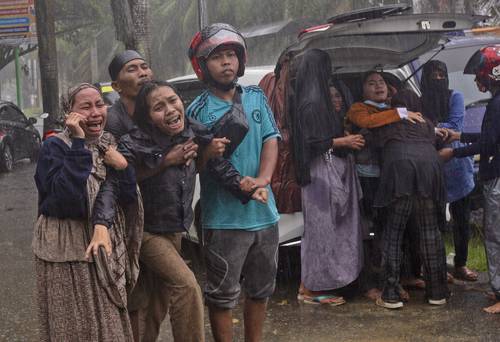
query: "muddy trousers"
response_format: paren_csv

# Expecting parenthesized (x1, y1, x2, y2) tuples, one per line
(483, 178, 500, 299)
(381, 196, 449, 302)
(129, 232, 204, 342)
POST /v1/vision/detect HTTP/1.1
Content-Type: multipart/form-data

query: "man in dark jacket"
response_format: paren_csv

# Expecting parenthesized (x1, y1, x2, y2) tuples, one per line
(440, 45, 500, 314)
(106, 50, 153, 138)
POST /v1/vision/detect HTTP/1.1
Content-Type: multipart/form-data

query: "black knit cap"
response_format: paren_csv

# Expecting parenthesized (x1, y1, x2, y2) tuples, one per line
(108, 50, 145, 81)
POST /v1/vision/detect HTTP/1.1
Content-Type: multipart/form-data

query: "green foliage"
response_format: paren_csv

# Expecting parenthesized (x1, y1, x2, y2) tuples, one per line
(8, 0, 492, 85)
(444, 229, 487, 272)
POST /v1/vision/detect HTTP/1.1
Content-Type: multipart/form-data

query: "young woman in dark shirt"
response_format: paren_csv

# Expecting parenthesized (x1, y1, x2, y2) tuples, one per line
(105, 80, 209, 341)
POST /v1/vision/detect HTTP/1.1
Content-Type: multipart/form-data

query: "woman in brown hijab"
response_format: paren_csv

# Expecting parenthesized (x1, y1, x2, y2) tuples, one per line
(32, 83, 142, 341)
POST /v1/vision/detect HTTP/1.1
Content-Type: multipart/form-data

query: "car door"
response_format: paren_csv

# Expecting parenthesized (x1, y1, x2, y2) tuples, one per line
(0, 106, 17, 155)
(285, 5, 486, 74)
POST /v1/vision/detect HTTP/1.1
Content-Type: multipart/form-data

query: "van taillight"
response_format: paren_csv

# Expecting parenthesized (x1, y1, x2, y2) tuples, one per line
(298, 24, 332, 38)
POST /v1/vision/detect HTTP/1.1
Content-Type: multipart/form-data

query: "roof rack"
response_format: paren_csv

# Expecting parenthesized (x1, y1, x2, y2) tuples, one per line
(327, 4, 412, 25)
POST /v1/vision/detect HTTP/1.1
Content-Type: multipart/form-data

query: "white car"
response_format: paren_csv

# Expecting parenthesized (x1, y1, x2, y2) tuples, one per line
(170, 66, 306, 246)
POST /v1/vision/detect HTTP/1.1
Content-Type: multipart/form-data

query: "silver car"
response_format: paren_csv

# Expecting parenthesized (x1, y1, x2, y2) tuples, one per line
(170, 5, 485, 246)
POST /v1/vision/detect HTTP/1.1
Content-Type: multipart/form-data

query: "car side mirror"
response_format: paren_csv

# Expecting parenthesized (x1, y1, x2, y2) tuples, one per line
(28, 117, 37, 125)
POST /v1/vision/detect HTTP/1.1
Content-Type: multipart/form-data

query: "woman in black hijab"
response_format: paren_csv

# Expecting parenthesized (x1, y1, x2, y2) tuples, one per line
(421, 60, 478, 282)
(291, 49, 365, 305)
(421, 60, 452, 123)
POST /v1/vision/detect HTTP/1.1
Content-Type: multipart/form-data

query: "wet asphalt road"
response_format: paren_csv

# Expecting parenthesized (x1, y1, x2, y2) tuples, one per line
(1, 162, 500, 341)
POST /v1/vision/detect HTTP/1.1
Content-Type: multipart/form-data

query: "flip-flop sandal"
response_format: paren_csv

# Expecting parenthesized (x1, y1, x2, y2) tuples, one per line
(454, 267, 478, 282)
(301, 294, 346, 306)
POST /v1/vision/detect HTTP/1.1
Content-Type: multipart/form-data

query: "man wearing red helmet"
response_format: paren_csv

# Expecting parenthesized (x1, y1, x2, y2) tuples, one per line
(187, 23, 281, 341)
(440, 45, 500, 314)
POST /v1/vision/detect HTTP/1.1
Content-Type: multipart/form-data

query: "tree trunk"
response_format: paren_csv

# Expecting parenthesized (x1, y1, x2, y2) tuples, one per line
(35, 0, 59, 133)
(198, 0, 208, 30)
(90, 36, 99, 83)
(129, 0, 151, 62)
(110, 0, 151, 63)
(453, 0, 466, 13)
(412, 0, 423, 13)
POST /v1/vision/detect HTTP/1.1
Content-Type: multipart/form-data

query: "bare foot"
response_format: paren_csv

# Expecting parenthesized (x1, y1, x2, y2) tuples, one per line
(364, 288, 382, 301)
(483, 301, 500, 314)
(485, 292, 497, 301)
(447, 272, 455, 284)
(397, 285, 410, 302)
(401, 277, 426, 290)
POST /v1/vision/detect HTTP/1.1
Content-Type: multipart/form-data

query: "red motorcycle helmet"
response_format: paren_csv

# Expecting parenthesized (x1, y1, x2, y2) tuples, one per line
(188, 23, 247, 82)
(464, 44, 500, 90)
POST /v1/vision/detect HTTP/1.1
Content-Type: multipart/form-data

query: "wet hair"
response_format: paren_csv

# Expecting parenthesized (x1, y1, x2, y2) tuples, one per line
(133, 80, 181, 134)
(361, 70, 385, 87)
(328, 78, 353, 116)
(61, 83, 101, 115)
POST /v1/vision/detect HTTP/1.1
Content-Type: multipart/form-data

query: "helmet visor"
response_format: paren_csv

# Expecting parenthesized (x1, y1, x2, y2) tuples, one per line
(196, 29, 246, 59)
(464, 50, 483, 75)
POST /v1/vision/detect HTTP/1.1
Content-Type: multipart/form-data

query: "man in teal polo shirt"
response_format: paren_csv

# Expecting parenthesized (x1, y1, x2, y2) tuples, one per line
(187, 23, 280, 342)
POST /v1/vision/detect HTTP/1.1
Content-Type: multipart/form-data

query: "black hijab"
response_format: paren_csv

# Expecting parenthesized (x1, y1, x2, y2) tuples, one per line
(291, 49, 344, 185)
(421, 60, 452, 123)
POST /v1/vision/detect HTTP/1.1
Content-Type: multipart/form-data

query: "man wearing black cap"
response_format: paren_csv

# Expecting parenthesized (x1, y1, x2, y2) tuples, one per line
(106, 50, 153, 138)
(106, 50, 166, 341)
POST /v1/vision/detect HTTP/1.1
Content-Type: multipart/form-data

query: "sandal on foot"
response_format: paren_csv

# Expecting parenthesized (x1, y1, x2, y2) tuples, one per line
(301, 294, 346, 306)
(454, 266, 478, 282)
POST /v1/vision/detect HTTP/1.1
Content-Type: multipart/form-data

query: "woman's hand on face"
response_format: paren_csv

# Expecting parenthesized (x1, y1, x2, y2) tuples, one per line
(334, 134, 365, 150)
(406, 111, 425, 124)
(66, 112, 86, 138)
(85, 224, 112, 259)
(438, 147, 454, 162)
(205, 137, 230, 160)
(103, 146, 128, 170)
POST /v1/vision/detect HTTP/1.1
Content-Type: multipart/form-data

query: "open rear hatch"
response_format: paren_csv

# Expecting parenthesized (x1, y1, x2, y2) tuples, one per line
(287, 5, 487, 73)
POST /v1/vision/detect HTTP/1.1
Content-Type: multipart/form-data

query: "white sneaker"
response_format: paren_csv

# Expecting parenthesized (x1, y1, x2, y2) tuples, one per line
(376, 297, 403, 309)
(428, 298, 447, 305)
